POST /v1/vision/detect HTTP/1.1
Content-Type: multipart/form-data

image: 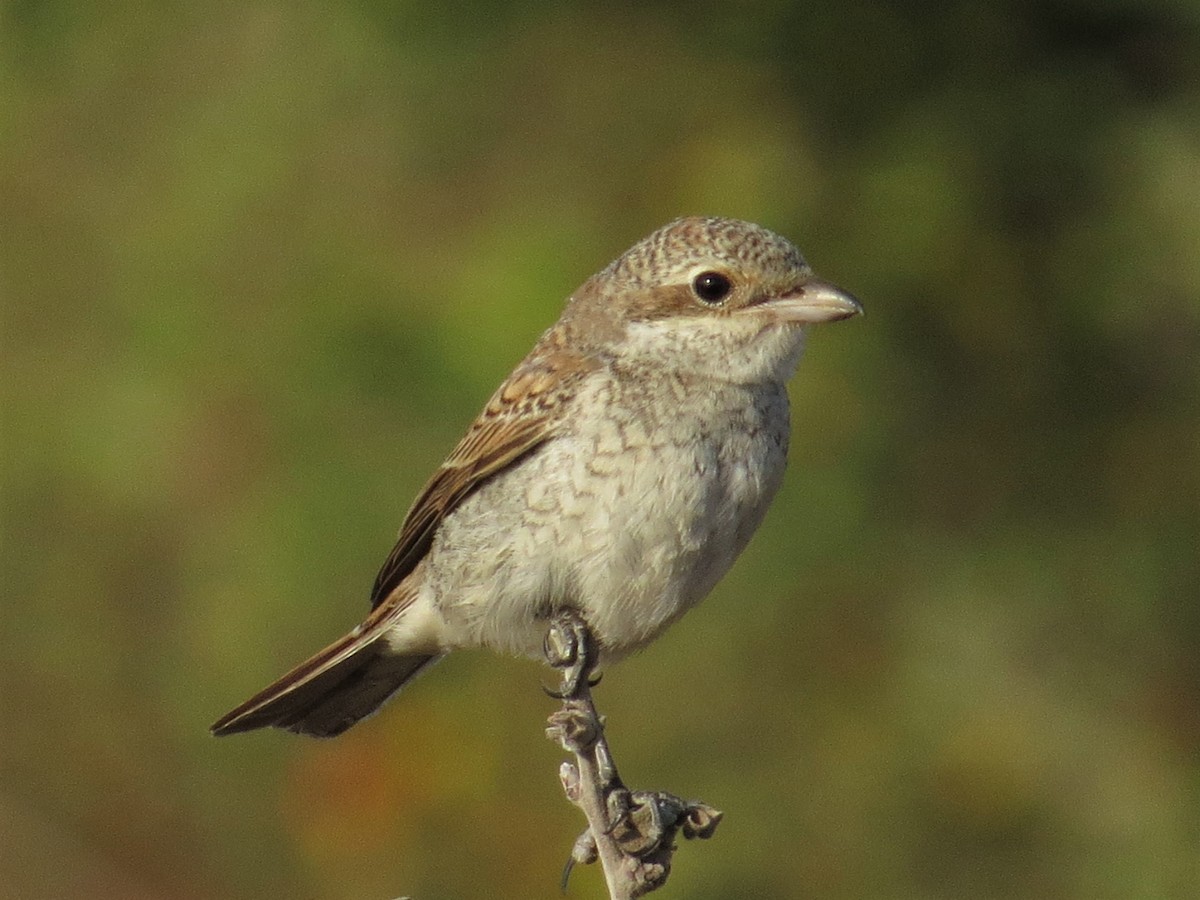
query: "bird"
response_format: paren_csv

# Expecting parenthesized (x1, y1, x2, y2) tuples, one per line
(211, 216, 861, 739)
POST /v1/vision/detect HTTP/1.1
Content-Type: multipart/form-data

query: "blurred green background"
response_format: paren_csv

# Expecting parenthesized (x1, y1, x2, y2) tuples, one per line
(3, 1, 1199, 898)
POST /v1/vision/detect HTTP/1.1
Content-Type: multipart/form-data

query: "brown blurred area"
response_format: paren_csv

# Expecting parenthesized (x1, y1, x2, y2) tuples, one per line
(2, 2, 1199, 897)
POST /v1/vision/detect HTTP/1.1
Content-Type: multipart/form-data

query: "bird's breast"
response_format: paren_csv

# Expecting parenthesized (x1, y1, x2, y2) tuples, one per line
(530, 372, 790, 653)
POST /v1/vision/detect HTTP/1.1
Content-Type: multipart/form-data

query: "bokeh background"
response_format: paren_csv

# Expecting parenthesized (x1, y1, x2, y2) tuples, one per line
(3, 1, 1199, 898)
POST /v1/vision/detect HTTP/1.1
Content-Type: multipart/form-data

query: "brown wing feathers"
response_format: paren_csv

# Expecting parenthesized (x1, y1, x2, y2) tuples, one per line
(369, 350, 596, 608)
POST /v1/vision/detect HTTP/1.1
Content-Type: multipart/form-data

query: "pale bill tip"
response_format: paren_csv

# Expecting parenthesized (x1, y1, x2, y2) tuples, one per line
(769, 278, 863, 324)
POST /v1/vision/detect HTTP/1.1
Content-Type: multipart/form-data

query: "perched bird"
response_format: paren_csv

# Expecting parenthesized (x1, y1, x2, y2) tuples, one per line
(211, 217, 861, 738)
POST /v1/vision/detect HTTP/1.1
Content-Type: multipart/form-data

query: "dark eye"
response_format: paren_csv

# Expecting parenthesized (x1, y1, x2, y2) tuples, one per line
(692, 271, 732, 305)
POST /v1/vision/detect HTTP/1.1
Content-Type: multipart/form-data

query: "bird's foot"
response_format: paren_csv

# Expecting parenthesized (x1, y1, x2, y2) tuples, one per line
(542, 609, 600, 699)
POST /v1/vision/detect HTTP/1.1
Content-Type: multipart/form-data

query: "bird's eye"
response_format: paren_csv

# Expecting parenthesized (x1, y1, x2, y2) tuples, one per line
(692, 271, 733, 305)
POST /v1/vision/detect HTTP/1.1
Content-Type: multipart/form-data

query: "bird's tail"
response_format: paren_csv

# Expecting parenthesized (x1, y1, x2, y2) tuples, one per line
(211, 612, 440, 738)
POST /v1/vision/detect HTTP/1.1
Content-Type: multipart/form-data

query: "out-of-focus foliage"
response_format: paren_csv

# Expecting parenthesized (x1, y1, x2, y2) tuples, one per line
(2, 1, 1198, 897)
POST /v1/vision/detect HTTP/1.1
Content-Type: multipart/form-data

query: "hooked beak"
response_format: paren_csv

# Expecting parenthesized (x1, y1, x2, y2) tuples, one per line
(764, 277, 863, 324)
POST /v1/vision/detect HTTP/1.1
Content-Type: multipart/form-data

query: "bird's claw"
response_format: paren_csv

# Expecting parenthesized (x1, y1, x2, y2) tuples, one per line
(540, 681, 571, 701)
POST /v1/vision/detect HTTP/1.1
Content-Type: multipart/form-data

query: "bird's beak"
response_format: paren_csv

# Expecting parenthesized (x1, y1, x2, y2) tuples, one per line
(765, 277, 863, 324)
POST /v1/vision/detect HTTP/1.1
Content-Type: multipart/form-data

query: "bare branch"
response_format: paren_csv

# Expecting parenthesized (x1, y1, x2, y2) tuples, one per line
(544, 612, 723, 898)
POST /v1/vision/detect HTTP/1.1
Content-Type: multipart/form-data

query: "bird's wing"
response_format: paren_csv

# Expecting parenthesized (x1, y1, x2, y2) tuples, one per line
(369, 348, 600, 609)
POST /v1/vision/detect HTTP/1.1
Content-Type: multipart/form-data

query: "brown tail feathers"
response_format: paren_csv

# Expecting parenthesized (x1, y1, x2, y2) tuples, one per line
(211, 623, 439, 739)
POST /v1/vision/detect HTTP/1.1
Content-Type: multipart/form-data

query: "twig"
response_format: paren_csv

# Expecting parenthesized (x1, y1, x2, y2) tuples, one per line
(544, 612, 723, 898)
